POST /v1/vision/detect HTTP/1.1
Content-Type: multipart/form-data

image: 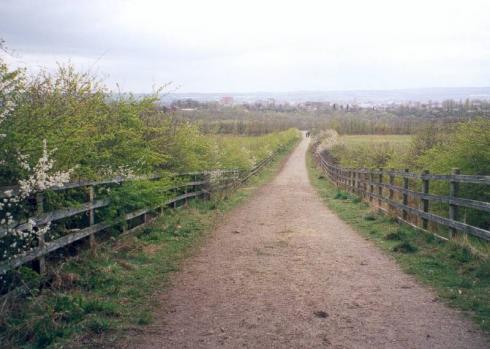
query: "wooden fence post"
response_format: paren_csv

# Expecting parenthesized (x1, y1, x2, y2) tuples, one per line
(184, 182, 189, 207)
(352, 171, 356, 194)
(36, 192, 46, 274)
(173, 187, 178, 208)
(402, 169, 409, 220)
(359, 171, 362, 196)
(369, 170, 374, 202)
(449, 168, 460, 238)
(378, 168, 383, 208)
(348, 170, 352, 192)
(358, 171, 362, 197)
(359, 171, 363, 197)
(364, 171, 368, 199)
(388, 169, 395, 214)
(421, 170, 429, 229)
(204, 172, 212, 200)
(88, 185, 96, 251)
(357, 171, 361, 196)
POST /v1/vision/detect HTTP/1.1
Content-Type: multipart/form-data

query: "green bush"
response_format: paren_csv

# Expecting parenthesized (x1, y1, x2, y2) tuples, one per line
(0, 59, 300, 186)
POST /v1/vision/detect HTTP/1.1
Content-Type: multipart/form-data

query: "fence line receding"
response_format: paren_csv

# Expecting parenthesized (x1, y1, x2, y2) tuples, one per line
(313, 146, 490, 242)
(0, 146, 288, 277)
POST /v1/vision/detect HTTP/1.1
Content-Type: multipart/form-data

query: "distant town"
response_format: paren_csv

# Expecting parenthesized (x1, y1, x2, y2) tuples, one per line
(162, 87, 490, 119)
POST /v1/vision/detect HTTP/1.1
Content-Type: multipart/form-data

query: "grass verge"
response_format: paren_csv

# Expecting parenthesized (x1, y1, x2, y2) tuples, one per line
(0, 140, 299, 349)
(306, 149, 490, 333)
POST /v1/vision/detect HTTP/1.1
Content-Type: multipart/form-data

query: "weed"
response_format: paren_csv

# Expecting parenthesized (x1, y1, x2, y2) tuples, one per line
(475, 261, 490, 279)
(136, 311, 153, 325)
(352, 197, 361, 203)
(384, 229, 406, 241)
(334, 191, 349, 200)
(83, 299, 119, 316)
(363, 212, 377, 221)
(86, 317, 111, 334)
(425, 234, 436, 243)
(449, 245, 473, 263)
(458, 278, 473, 289)
(393, 241, 418, 253)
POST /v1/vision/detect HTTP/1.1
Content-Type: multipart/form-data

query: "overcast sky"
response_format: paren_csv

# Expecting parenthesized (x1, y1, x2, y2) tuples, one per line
(1, 0, 489, 93)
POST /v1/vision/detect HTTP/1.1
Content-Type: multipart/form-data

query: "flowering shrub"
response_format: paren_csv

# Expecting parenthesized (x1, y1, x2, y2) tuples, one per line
(1, 60, 74, 278)
(0, 60, 23, 134)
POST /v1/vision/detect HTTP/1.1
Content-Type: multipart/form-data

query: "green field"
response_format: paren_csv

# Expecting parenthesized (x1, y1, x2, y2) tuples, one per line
(327, 134, 412, 169)
(339, 134, 412, 147)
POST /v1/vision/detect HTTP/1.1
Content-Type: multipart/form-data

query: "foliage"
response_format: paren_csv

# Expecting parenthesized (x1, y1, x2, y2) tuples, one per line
(212, 129, 299, 170)
(0, 60, 300, 185)
(0, 63, 167, 183)
(103, 177, 175, 222)
(172, 99, 490, 136)
(1, 59, 75, 270)
(416, 118, 490, 175)
(316, 133, 412, 168)
(318, 119, 490, 175)
(415, 119, 490, 230)
(316, 120, 490, 231)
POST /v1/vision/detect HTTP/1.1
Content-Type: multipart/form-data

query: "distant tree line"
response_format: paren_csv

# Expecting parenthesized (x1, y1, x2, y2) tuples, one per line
(166, 99, 489, 135)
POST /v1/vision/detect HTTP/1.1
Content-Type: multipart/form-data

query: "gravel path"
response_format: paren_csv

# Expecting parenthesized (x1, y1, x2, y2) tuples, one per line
(128, 136, 488, 349)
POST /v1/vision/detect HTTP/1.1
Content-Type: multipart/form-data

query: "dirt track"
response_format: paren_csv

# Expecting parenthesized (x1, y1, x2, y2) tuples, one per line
(128, 136, 488, 348)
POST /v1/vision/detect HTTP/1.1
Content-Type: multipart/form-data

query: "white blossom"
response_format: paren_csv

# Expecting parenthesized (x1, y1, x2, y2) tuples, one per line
(1, 138, 73, 265)
(17, 140, 73, 198)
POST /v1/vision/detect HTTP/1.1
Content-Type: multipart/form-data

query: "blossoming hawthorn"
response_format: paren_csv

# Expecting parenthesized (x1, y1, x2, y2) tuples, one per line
(18, 140, 74, 197)
(1, 58, 73, 274)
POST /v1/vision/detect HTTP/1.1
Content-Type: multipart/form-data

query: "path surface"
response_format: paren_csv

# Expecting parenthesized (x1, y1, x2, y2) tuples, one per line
(128, 137, 488, 349)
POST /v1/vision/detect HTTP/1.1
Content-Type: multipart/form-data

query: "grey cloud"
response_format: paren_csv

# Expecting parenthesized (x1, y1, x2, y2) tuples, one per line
(1, 0, 489, 93)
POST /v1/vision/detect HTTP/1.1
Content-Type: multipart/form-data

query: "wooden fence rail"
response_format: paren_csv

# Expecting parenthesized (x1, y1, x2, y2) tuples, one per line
(0, 148, 285, 276)
(313, 148, 490, 242)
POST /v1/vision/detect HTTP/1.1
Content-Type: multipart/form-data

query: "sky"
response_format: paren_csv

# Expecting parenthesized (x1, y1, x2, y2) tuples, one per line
(1, 0, 489, 93)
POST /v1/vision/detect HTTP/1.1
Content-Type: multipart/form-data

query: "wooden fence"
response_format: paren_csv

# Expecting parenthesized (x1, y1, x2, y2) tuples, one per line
(0, 148, 283, 277)
(313, 148, 490, 242)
